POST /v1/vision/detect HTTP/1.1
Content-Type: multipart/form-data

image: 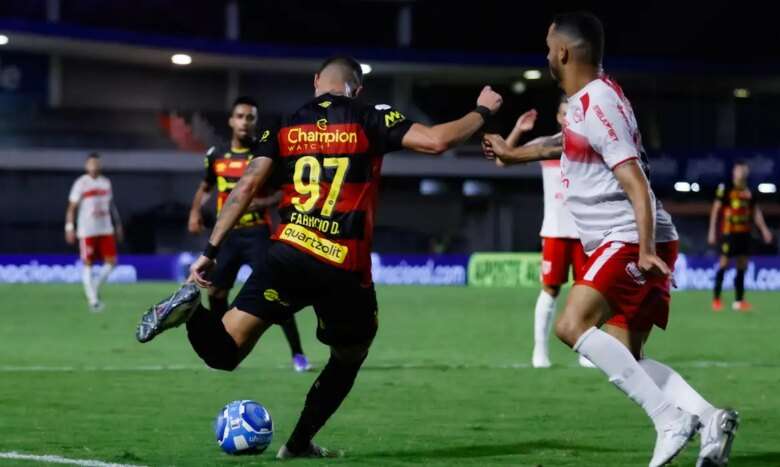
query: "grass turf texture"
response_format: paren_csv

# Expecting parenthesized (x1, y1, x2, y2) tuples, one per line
(0, 283, 778, 466)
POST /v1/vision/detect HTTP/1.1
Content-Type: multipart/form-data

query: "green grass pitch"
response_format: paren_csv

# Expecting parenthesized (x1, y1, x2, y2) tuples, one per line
(0, 283, 779, 466)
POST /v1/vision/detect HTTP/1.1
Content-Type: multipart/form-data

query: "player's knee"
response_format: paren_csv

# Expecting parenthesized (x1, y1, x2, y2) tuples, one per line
(186, 316, 241, 371)
(543, 284, 561, 297)
(331, 341, 371, 365)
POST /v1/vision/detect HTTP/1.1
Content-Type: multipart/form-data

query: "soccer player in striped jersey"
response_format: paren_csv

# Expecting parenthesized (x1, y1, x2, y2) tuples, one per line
(187, 97, 310, 372)
(138, 56, 502, 458)
(707, 161, 773, 311)
(483, 12, 738, 467)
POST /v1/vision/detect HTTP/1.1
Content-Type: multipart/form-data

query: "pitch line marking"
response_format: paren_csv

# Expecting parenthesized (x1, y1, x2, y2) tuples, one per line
(0, 451, 147, 467)
(0, 360, 774, 373)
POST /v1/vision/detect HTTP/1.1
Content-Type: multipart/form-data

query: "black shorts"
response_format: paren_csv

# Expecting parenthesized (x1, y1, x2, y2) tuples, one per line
(721, 233, 751, 258)
(210, 226, 271, 290)
(232, 242, 378, 346)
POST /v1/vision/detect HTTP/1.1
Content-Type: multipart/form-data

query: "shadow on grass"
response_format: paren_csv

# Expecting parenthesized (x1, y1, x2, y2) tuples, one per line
(363, 439, 622, 460)
(729, 451, 780, 466)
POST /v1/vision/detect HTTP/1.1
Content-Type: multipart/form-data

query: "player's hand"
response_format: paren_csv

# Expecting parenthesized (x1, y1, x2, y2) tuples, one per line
(707, 231, 717, 246)
(477, 86, 503, 115)
(482, 134, 510, 158)
(65, 230, 76, 245)
(638, 253, 671, 278)
(188, 211, 204, 234)
(189, 255, 215, 288)
(514, 109, 538, 133)
(115, 226, 125, 244)
(762, 230, 773, 244)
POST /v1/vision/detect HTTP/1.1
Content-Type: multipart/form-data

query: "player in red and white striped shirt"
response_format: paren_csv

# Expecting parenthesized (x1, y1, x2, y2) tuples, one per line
(484, 12, 737, 467)
(65, 153, 123, 311)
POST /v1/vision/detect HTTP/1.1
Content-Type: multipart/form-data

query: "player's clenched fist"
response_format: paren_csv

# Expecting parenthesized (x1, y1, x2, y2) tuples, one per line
(482, 133, 510, 158)
(477, 86, 503, 114)
(188, 255, 215, 288)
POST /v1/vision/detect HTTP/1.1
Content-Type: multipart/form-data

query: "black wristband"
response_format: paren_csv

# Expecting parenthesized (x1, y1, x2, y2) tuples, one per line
(474, 105, 492, 122)
(203, 242, 219, 260)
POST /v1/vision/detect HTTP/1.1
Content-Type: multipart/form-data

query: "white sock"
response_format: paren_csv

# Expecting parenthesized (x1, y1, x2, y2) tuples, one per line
(574, 327, 680, 428)
(640, 358, 717, 422)
(81, 265, 97, 305)
(95, 263, 115, 288)
(533, 290, 557, 357)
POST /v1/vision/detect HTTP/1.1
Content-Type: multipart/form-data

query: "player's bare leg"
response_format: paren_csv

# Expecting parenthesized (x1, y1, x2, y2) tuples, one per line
(278, 341, 371, 460)
(712, 255, 729, 311)
(555, 285, 698, 467)
(605, 324, 740, 467)
(532, 284, 560, 368)
(732, 256, 750, 312)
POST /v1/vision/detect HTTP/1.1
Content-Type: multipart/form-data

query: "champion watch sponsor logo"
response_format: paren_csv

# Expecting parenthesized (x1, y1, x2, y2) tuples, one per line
(279, 224, 348, 264)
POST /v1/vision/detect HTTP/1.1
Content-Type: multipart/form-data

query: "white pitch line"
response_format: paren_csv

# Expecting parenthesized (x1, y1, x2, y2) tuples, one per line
(0, 360, 774, 373)
(0, 451, 147, 467)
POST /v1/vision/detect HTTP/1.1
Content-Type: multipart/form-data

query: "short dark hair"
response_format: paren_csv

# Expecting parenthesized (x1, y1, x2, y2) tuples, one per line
(232, 96, 258, 112)
(553, 11, 604, 67)
(86, 152, 100, 160)
(734, 159, 749, 167)
(318, 55, 363, 87)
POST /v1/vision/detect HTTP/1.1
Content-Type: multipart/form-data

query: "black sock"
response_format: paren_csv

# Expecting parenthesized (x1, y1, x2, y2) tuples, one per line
(185, 304, 240, 371)
(286, 354, 366, 453)
(735, 269, 746, 301)
(280, 318, 304, 356)
(209, 294, 229, 317)
(714, 268, 725, 299)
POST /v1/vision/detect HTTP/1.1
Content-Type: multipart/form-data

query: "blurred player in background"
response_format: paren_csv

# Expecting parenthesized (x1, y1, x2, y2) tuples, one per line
(65, 153, 123, 312)
(484, 12, 738, 467)
(138, 56, 502, 459)
(708, 161, 773, 312)
(187, 96, 310, 372)
(498, 102, 592, 369)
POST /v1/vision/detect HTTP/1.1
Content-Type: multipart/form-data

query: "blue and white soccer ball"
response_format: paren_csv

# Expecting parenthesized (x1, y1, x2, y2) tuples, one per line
(214, 400, 273, 454)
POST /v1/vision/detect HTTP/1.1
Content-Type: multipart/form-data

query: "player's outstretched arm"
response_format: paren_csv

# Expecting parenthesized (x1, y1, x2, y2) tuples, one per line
(754, 205, 774, 244)
(506, 109, 538, 148)
(707, 198, 722, 246)
(401, 86, 502, 155)
(190, 156, 273, 287)
(482, 133, 562, 165)
(613, 160, 670, 278)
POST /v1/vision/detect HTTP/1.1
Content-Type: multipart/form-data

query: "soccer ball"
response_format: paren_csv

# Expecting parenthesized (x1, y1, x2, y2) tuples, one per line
(214, 400, 273, 454)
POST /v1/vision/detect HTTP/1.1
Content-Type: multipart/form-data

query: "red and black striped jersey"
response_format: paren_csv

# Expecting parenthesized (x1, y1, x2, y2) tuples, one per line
(204, 129, 275, 228)
(715, 182, 755, 235)
(257, 94, 414, 283)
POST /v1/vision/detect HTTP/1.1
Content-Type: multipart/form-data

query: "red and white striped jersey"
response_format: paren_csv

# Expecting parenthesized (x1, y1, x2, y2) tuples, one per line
(561, 76, 677, 255)
(68, 175, 114, 239)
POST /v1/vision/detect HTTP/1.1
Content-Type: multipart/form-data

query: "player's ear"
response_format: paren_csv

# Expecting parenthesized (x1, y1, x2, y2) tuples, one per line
(313, 73, 320, 91)
(354, 85, 363, 97)
(560, 46, 569, 66)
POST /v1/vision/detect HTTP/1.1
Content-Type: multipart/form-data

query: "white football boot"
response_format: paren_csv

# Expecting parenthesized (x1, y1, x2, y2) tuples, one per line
(649, 410, 699, 467)
(696, 409, 739, 467)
